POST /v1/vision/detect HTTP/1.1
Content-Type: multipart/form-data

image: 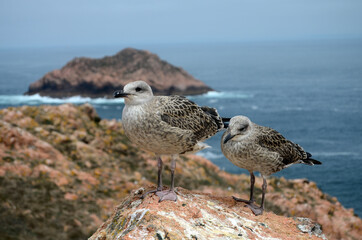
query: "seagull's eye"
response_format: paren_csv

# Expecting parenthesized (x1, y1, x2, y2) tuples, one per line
(135, 87, 142, 92)
(239, 126, 247, 132)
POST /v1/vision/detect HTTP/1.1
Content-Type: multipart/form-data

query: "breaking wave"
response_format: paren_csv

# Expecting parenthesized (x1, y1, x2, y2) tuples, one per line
(192, 91, 254, 99)
(0, 91, 253, 106)
(0, 94, 124, 106)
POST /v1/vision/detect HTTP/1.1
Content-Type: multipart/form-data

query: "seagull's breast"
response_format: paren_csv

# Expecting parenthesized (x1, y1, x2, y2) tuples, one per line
(222, 141, 257, 171)
(122, 104, 155, 144)
(121, 104, 195, 154)
(222, 139, 283, 175)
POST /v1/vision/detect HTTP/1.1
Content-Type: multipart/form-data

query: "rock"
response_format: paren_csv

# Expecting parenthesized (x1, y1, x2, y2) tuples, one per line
(0, 104, 361, 240)
(25, 48, 212, 98)
(89, 187, 326, 240)
(295, 217, 326, 240)
(266, 178, 362, 240)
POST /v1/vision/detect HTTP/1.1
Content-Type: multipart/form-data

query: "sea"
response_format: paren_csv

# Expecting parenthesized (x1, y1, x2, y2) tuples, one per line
(0, 40, 361, 216)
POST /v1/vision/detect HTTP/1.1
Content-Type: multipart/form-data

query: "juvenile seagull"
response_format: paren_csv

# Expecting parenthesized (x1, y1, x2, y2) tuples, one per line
(114, 81, 224, 202)
(221, 115, 321, 215)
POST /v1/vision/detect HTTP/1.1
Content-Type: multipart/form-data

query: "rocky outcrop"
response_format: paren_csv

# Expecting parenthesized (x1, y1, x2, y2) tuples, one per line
(25, 48, 212, 98)
(89, 187, 326, 240)
(0, 104, 361, 240)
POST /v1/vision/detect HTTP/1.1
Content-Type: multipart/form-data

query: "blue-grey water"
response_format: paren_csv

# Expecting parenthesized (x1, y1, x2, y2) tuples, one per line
(0, 40, 361, 216)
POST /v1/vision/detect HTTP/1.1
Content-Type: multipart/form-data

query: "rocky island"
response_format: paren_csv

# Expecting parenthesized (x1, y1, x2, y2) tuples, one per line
(25, 48, 212, 98)
(0, 104, 361, 240)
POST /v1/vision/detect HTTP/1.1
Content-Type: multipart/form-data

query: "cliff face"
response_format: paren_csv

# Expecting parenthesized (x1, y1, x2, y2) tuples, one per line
(25, 48, 212, 98)
(0, 104, 361, 240)
(89, 188, 326, 240)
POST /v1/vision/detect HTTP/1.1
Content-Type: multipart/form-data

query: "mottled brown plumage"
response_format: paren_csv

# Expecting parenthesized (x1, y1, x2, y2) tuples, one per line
(114, 81, 223, 202)
(256, 125, 312, 167)
(160, 96, 222, 148)
(221, 115, 321, 215)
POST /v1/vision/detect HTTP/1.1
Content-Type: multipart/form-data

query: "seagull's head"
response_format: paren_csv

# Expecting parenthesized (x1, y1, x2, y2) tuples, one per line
(114, 81, 154, 105)
(223, 115, 252, 144)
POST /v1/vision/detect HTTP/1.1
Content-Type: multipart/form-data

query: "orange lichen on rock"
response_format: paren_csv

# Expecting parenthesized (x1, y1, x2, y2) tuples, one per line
(89, 187, 326, 240)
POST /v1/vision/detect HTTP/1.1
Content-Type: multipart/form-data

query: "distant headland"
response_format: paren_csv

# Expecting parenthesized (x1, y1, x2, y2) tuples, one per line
(25, 48, 213, 98)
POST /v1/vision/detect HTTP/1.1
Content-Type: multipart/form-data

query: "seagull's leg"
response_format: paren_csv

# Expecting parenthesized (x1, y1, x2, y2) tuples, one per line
(141, 156, 163, 199)
(158, 154, 178, 202)
(246, 175, 267, 216)
(156, 156, 164, 191)
(233, 172, 255, 204)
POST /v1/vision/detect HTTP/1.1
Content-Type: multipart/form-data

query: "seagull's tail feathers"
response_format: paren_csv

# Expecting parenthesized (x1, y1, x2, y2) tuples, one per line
(302, 158, 322, 165)
(222, 117, 231, 122)
(222, 117, 231, 128)
(295, 144, 322, 166)
(201, 106, 224, 130)
(302, 152, 322, 165)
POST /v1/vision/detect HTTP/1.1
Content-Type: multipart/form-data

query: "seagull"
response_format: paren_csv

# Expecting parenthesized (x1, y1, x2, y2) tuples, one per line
(221, 115, 321, 215)
(114, 81, 225, 202)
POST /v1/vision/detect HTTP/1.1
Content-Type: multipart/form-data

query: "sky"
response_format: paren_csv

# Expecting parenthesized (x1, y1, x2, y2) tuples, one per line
(1, 0, 362, 48)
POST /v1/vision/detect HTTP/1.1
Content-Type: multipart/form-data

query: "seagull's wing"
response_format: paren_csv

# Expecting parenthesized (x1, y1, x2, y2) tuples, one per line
(157, 96, 220, 140)
(256, 126, 307, 165)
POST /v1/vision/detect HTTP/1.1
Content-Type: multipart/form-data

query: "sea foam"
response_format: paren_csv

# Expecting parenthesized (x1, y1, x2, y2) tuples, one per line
(0, 94, 124, 106)
(193, 91, 254, 99)
(0, 91, 253, 106)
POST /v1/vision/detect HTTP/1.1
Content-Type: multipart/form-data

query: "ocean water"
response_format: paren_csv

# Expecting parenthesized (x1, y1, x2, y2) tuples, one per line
(0, 40, 361, 216)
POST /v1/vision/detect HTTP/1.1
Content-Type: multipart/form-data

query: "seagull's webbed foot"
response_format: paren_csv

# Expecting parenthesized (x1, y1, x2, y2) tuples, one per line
(157, 189, 178, 202)
(242, 175, 267, 216)
(233, 196, 263, 215)
(245, 202, 264, 216)
(140, 186, 163, 199)
(232, 196, 255, 204)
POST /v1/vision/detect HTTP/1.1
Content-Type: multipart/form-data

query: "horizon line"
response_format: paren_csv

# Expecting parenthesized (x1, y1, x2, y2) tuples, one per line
(1, 36, 362, 50)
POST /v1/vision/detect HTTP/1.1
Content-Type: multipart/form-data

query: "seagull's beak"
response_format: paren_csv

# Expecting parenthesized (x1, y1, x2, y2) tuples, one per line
(223, 133, 234, 144)
(114, 90, 130, 98)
